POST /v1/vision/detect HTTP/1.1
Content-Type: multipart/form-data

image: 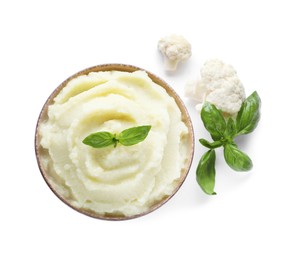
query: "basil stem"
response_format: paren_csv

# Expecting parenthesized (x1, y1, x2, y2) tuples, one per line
(224, 117, 236, 139)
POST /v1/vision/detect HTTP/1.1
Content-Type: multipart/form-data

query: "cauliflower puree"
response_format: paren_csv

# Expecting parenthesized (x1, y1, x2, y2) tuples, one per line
(38, 70, 191, 217)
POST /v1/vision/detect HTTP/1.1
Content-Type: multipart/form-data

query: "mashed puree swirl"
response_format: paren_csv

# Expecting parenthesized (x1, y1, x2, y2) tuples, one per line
(39, 70, 190, 217)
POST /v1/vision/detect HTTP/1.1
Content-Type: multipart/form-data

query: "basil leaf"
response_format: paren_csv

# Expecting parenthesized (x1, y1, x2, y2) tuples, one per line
(224, 117, 236, 139)
(118, 125, 151, 146)
(236, 91, 261, 136)
(223, 143, 253, 171)
(199, 138, 223, 149)
(196, 149, 217, 195)
(201, 102, 226, 141)
(83, 131, 116, 148)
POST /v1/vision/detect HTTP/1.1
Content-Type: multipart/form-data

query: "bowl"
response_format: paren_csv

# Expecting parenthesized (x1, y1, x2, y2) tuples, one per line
(35, 64, 194, 220)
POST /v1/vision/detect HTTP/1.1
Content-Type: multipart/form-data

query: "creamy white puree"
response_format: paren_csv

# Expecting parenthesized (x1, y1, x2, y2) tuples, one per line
(39, 70, 189, 217)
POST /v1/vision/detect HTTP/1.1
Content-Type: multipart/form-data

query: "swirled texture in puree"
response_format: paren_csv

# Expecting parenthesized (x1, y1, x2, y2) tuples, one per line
(39, 70, 189, 217)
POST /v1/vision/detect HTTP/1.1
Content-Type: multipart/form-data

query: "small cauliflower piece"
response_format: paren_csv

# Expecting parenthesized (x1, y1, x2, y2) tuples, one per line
(185, 59, 246, 116)
(158, 34, 192, 71)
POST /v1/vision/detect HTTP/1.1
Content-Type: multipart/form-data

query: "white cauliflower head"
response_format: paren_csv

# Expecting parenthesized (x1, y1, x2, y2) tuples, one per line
(158, 34, 191, 71)
(185, 59, 245, 116)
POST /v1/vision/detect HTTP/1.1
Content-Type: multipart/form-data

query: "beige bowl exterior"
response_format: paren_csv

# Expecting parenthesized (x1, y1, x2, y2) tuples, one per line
(35, 64, 194, 220)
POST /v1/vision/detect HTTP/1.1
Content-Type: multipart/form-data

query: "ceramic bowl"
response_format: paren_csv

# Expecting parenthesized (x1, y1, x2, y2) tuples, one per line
(35, 64, 194, 220)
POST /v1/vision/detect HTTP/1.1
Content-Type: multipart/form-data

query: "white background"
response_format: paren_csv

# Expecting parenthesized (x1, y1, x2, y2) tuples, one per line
(1, 0, 305, 259)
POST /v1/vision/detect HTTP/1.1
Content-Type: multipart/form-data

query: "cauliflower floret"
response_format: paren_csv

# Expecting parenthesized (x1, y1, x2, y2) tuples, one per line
(158, 34, 191, 71)
(185, 59, 245, 116)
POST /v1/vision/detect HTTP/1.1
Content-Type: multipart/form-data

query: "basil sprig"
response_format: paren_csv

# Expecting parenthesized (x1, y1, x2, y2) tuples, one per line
(83, 125, 151, 148)
(197, 91, 261, 195)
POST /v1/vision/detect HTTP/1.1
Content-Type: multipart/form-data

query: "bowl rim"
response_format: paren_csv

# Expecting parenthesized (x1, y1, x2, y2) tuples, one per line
(35, 63, 195, 221)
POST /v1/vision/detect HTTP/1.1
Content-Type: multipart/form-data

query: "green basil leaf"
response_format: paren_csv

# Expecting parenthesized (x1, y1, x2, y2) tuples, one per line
(199, 138, 223, 149)
(196, 149, 217, 195)
(83, 131, 116, 148)
(236, 91, 261, 136)
(224, 143, 253, 171)
(118, 125, 151, 146)
(201, 102, 226, 141)
(224, 117, 236, 139)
